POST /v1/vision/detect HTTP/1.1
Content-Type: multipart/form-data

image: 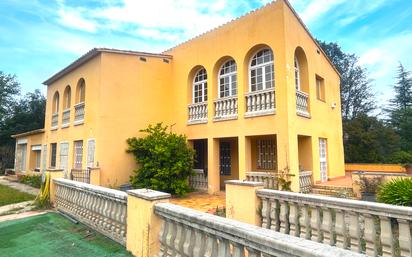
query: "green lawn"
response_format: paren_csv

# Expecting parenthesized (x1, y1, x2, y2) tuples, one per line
(0, 184, 35, 207)
(0, 212, 133, 257)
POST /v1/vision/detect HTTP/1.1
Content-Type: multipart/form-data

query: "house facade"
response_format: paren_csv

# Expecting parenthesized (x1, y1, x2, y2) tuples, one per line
(12, 0, 345, 193)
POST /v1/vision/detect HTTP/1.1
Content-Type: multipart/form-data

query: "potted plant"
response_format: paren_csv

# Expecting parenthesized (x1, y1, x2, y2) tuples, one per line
(358, 175, 383, 202)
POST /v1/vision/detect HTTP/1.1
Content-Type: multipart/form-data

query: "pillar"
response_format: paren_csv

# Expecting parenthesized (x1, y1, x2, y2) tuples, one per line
(126, 189, 171, 257)
(225, 180, 263, 226)
(47, 169, 64, 204)
(238, 136, 251, 180)
(89, 167, 101, 185)
(207, 138, 220, 194)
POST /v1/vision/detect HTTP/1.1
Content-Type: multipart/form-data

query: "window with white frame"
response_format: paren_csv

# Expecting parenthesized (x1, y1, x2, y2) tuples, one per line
(50, 143, 57, 168)
(193, 68, 208, 103)
(73, 140, 83, 169)
(219, 60, 237, 98)
(250, 49, 274, 92)
(319, 138, 328, 182)
(87, 139, 95, 168)
(294, 56, 301, 91)
(257, 139, 276, 170)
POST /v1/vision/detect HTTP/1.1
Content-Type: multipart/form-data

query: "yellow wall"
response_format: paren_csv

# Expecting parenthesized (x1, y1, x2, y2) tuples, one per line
(15, 0, 345, 192)
(15, 132, 44, 173)
(346, 163, 406, 173)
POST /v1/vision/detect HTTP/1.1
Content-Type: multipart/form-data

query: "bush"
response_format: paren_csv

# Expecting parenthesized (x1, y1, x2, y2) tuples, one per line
(18, 174, 42, 189)
(386, 151, 412, 165)
(377, 178, 412, 206)
(126, 123, 195, 196)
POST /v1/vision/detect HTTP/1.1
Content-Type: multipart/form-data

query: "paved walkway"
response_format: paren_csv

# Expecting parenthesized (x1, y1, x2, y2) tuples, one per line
(315, 174, 353, 188)
(0, 176, 39, 195)
(170, 191, 226, 213)
(0, 200, 35, 216)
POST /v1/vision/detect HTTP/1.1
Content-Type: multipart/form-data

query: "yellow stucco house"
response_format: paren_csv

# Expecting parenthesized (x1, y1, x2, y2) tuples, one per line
(12, 0, 345, 193)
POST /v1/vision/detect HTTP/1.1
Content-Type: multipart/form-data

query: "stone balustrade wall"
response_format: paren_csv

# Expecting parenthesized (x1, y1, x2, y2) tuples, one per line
(296, 90, 309, 117)
(154, 202, 364, 257)
(54, 178, 127, 245)
(189, 169, 208, 191)
(257, 189, 412, 257)
(246, 171, 278, 189)
(245, 88, 275, 117)
(299, 171, 313, 193)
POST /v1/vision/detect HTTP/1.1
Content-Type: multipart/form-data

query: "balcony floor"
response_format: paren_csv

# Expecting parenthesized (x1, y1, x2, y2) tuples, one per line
(170, 191, 226, 213)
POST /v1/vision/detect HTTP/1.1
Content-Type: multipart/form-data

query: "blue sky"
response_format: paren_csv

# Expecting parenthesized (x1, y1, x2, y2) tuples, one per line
(0, 0, 411, 107)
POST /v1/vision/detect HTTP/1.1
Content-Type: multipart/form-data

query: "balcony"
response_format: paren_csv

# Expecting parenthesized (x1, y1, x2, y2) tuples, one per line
(61, 108, 70, 128)
(296, 91, 310, 118)
(244, 88, 275, 118)
(213, 96, 238, 121)
(188, 102, 208, 124)
(51, 113, 58, 130)
(74, 102, 85, 125)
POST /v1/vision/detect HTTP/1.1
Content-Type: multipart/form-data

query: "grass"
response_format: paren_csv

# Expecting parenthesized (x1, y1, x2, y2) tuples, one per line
(0, 184, 35, 207)
(0, 212, 133, 257)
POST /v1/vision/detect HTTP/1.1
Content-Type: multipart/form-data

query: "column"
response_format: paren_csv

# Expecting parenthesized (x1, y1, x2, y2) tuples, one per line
(238, 136, 251, 180)
(207, 138, 220, 194)
(126, 189, 171, 257)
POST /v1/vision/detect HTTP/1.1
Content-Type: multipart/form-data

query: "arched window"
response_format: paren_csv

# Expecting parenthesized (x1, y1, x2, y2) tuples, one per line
(76, 78, 85, 103)
(52, 92, 59, 113)
(218, 60, 237, 98)
(193, 68, 207, 103)
(294, 56, 301, 91)
(63, 86, 71, 109)
(249, 48, 274, 92)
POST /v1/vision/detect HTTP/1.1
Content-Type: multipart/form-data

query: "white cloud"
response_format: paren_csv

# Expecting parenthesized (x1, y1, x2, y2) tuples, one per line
(289, 0, 346, 24)
(56, 2, 97, 32)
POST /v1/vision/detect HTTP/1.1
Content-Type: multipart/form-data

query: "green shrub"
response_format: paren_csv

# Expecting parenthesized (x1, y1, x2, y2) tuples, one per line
(126, 123, 195, 196)
(386, 151, 412, 165)
(377, 178, 412, 206)
(18, 174, 42, 188)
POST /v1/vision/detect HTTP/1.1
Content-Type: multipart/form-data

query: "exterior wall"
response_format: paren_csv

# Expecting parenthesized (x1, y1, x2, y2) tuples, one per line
(14, 132, 44, 173)
(346, 163, 406, 173)
(97, 52, 173, 186)
(282, 2, 345, 184)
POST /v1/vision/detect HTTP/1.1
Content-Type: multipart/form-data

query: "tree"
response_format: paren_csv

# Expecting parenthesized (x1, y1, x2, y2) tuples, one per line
(343, 114, 400, 163)
(387, 64, 412, 152)
(126, 123, 195, 196)
(318, 41, 375, 121)
(0, 72, 20, 123)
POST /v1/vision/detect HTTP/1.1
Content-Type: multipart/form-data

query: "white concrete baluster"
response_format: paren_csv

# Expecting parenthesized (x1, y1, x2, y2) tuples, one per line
(299, 204, 310, 240)
(173, 222, 184, 257)
(158, 220, 168, 256)
(183, 225, 194, 256)
(261, 198, 270, 229)
(193, 230, 206, 257)
(380, 216, 394, 257)
(270, 199, 280, 231)
(310, 206, 322, 242)
(321, 207, 333, 246)
(289, 202, 299, 237)
(335, 209, 348, 249)
(397, 218, 412, 257)
(204, 234, 218, 257)
(363, 214, 378, 257)
(217, 238, 231, 257)
(349, 212, 361, 253)
(246, 248, 259, 257)
(279, 200, 289, 234)
(233, 243, 245, 257)
(165, 220, 177, 256)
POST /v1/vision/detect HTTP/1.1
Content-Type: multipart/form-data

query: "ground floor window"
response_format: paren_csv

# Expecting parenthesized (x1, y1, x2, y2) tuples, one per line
(18, 143, 27, 172)
(219, 142, 231, 175)
(73, 140, 83, 169)
(257, 139, 275, 170)
(319, 138, 328, 182)
(50, 143, 57, 168)
(87, 139, 95, 168)
(35, 151, 41, 170)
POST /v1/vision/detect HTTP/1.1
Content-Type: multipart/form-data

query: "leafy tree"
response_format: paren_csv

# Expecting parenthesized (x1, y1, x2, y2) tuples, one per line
(126, 123, 195, 196)
(343, 114, 400, 163)
(0, 72, 20, 123)
(387, 64, 412, 151)
(318, 41, 375, 121)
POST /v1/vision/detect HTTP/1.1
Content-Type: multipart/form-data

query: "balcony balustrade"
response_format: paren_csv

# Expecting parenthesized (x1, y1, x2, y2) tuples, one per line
(245, 88, 275, 117)
(51, 113, 58, 129)
(296, 90, 310, 117)
(213, 95, 238, 121)
(62, 108, 70, 127)
(74, 102, 85, 124)
(188, 102, 208, 124)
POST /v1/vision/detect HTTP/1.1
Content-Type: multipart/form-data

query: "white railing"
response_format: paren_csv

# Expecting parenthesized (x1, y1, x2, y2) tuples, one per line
(246, 171, 278, 189)
(299, 171, 313, 193)
(257, 189, 412, 257)
(51, 112, 58, 128)
(154, 203, 363, 257)
(188, 102, 208, 124)
(54, 178, 127, 245)
(213, 96, 238, 121)
(296, 91, 310, 117)
(189, 169, 208, 191)
(74, 102, 85, 124)
(62, 108, 70, 127)
(245, 88, 275, 117)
